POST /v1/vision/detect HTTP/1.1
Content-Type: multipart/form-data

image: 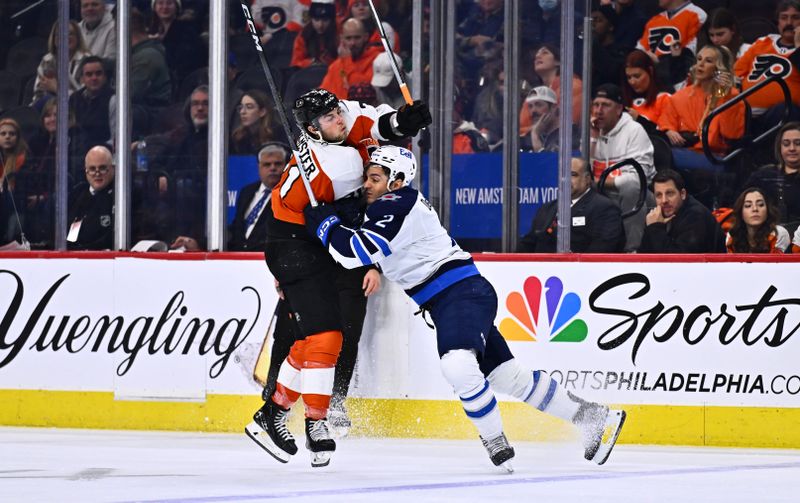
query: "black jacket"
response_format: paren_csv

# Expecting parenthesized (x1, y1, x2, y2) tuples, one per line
(745, 166, 800, 227)
(518, 189, 625, 253)
(67, 184, 114, 250)
(228, 181, 270, 251)
(639, 195, 726, 253)
(69, 84, 114, 157)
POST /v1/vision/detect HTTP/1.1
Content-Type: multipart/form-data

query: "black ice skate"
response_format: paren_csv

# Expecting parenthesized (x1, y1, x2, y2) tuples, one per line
(305, 417, 336, 467)
(327, 402, 352, 439)
(571, 394, 626, 465)
(244, 399, 298, 463)
(480, 432, 515, 473)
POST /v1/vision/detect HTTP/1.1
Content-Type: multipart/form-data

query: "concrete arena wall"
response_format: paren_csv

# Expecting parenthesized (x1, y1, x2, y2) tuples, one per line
(1, 252, 799, 449)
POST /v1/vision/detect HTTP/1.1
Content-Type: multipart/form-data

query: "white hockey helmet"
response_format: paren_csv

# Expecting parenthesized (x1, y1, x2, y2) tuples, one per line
(368, 145, 417, 188)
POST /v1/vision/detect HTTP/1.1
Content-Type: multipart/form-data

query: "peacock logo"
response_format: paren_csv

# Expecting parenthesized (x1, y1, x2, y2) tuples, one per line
(499, 276, 588, 343)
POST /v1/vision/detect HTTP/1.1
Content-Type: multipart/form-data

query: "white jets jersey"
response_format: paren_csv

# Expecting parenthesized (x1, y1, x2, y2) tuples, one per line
(322, 186, 478, 305)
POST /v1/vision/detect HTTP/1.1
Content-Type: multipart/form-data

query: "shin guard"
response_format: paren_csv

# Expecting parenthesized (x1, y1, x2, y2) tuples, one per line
(301, 331, 343, 420)
(488, 359, 580, 422)
(441, 349, 503, 439)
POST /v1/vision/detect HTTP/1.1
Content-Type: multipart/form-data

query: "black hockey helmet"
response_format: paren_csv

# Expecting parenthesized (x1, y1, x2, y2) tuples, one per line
(293, 88, 338, 132)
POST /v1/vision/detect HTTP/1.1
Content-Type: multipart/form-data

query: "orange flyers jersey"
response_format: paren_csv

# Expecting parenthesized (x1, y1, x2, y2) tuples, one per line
(631, 92, 671, 125)
(637, 2, 706, 56)
(272, 139, 364, 225)
(271, 99, 397, 225)
(734, 34, 800, 111)
(339, 99, 396, 162)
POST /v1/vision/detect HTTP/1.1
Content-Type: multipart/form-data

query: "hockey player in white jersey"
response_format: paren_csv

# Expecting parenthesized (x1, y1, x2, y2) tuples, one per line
(303, 145, 627, 471)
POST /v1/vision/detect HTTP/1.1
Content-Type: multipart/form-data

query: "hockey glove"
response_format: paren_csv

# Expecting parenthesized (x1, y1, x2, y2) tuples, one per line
(333, 192, 367, 227)
(303, 203, 341, 246)
(395, 100, 432, 136)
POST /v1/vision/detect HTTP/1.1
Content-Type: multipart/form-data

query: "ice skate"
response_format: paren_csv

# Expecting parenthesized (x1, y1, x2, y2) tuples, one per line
(245, 399, 298, 463)
(327, 402, 352, 439)
(481, 432, 515, 473)
(305, 417, 336, 467)
(572, 397, 626, 465)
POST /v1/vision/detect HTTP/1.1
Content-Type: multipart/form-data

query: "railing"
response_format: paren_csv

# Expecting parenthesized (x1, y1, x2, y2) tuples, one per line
(597, 158, 647, 219)
(701, 75, 792, 165)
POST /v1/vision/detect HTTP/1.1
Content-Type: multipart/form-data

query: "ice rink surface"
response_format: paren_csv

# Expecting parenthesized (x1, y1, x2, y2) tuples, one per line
(2, 427, 799, 503)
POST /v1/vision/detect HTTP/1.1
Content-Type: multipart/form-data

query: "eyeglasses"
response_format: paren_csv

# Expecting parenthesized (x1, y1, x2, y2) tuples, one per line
(236, 103, 259, 112)
(191, 100, 209, 107)
(86, 165, 110, 175)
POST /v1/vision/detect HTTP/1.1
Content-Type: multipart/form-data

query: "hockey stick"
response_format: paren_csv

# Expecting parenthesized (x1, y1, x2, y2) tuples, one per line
(366, 0, 413, 105)
(239, 2, 319, 206)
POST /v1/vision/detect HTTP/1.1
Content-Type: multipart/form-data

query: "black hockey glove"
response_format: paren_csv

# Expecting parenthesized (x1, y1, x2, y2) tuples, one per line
(395, 100, 432, 136)
(333, 192, 367, 227)
(303, 203, 341, 246)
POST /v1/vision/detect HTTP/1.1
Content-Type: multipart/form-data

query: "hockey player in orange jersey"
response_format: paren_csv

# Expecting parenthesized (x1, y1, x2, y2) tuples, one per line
(245, 88, 431, 467)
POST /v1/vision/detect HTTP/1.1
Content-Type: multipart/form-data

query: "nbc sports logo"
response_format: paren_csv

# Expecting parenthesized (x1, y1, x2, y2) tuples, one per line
(499, 276, 587, 343)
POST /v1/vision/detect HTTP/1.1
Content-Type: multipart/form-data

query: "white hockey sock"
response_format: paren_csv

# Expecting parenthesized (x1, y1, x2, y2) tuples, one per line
(488, 359, 580, 423)
(276, 359, 301, 394)
(441, 349, 503, 439)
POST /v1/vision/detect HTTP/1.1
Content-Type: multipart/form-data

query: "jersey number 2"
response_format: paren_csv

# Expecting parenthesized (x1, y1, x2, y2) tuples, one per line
(374, 215, 394, 228)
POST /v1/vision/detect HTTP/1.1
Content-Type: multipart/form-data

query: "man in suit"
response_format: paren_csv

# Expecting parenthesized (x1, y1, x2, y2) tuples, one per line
(228, 142, 289, 251)
(67, 145, 115, 250)
(518, 157, 625, 253)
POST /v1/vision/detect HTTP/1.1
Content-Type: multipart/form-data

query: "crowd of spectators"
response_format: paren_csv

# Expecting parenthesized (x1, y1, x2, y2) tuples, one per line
(511, 0, 800, 254)
(0, 0, 798, 256)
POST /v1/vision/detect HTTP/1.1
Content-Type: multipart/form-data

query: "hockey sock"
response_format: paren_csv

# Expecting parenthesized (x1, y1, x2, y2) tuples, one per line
(301, 330, 343, 420)
(441, 349, 504, 439)
(272, 352, 302, 409)
(488, 359, 580, 423)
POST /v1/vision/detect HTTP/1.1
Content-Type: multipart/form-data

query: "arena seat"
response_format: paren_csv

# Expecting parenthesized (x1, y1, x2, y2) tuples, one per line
(0, 70, 21, 113)
(4, 37, 47, 82)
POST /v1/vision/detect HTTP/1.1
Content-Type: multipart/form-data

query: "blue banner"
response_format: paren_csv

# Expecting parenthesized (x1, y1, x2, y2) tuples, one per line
(229, 153, 560, 238)
(423, 153, 559, 239)
(227, 155, 259, 224)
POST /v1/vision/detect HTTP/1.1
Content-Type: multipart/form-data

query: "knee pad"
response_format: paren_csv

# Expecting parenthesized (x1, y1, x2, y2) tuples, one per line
(440, 349, 484, 396)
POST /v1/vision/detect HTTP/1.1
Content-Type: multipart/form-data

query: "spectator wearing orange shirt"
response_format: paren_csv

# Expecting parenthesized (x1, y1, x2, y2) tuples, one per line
(622, 49, 671, 136)
(637, 0, 706, 90)
(658, 45, 744, 172)
(734, 1, 800, 133)
(519, 44, 583, 136)
(320, 18, 381, 99)
(290, 1, 338, 69)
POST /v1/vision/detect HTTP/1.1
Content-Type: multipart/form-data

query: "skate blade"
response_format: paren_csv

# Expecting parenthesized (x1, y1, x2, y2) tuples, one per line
(591, 409, 626, 465)
(310, 450, 332, 468)
(500, 461, 514, 474)
(245, 421, 292, 464)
